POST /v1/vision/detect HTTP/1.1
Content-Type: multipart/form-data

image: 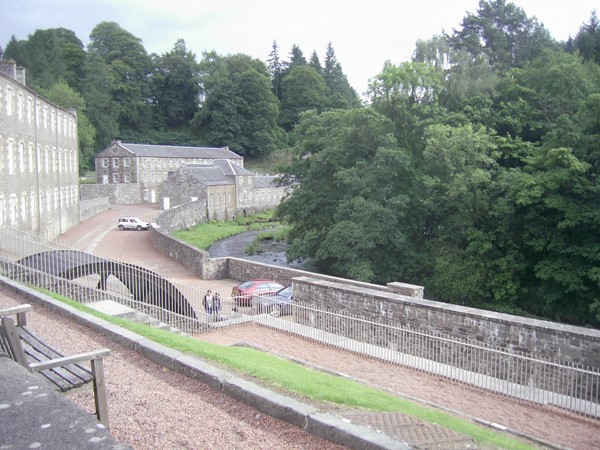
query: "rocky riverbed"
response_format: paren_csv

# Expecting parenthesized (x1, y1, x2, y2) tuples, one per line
(208, 229, 305, 269)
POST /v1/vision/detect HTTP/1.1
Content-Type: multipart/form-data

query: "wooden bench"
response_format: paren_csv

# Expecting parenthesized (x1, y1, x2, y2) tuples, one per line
(0, 304, 111, 428)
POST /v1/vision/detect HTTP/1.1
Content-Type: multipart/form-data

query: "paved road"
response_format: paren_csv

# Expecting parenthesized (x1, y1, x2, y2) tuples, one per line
(56, 204, 238, 298)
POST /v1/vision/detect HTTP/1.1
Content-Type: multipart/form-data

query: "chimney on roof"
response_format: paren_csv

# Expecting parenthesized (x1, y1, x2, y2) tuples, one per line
(0, 60, 26, 85)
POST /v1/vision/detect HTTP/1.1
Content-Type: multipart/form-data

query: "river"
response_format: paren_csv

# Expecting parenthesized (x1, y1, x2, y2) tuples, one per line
(207, 229, 306, 269)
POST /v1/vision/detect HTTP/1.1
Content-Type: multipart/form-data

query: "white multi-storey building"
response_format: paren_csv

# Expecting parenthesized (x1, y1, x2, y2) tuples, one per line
(0, 61, 80, 239)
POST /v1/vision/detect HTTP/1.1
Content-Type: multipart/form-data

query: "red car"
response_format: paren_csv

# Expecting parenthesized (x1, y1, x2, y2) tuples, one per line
(231, 279, 284, 306)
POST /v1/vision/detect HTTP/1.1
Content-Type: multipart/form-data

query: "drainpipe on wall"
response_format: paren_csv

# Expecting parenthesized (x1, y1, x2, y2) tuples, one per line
(34, 94, 41, 235)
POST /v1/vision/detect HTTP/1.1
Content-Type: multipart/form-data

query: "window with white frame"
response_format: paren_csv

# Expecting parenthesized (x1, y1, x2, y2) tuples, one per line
(102, 158, 108, 168)
(124, 158, 130, 167)
(21, 193, 27, 220)
(50, 109, 55, 132)
(7, 140, 14, 174)
(27, 97, 33, 123)
(6, 87, 12, 115)
(46, 190, 51, 212)
(30, 193, 35, 224)
(112, 173, 120, 183)
(52, 147, 57, 172)
(28, 143, 33, 172)
(124, 174, 130, 183)
(17, 93, 23, 121)
(57, 113, 62, 134)
(112, 158, 119, 168)
(43, 106, 48, 128)
(39, 192, 44, 214)
(53, 189, 58, 209)
(18, 142, 24, 172)
(9, 194, 16, 224)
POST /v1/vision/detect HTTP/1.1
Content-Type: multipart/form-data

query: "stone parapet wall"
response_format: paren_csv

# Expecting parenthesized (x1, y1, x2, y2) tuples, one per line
(79, 197, 110, 222)
(80, 183, 141, 205)
(154, 201, 208, 234)
(150, 226, 228, 280)
(291, 276, 600, 367)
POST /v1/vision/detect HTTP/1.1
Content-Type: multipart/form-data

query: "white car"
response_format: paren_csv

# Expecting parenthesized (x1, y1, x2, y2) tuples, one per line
(117, 216, 151, 231)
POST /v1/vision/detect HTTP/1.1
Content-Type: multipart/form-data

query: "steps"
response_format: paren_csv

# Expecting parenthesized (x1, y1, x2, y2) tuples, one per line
(87, 300, 190, 336)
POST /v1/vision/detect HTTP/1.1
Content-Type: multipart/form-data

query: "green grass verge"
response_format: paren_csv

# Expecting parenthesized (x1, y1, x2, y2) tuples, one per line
(39, 290, 533, 450)
(172, 212, 280, 250)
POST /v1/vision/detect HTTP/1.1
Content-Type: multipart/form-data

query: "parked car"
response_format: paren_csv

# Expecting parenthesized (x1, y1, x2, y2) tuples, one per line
(117, 216, 151, 231)
(231, 279, 284, 306)
(256, 286, 293, 317)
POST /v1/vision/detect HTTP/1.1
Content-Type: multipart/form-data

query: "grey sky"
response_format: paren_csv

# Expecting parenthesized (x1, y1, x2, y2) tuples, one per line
(1, 0, 597, 95)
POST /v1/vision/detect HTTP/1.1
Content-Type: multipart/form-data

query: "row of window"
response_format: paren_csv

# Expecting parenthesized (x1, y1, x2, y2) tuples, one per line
(209, 192, 233, 207)
(0, 185, 78, 227)
(238, 189, 283, 204)
(101, 157, 131, 168)
(2, 85, 76, 138)
(0, 137, 77, 175)
(207, 188, 284, 208)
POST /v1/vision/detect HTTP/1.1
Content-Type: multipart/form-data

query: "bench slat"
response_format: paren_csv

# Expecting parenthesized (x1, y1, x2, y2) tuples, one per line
(18, 326, 94, 391)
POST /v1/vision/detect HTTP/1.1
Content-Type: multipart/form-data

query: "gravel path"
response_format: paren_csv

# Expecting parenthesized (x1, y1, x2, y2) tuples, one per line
(0, 286, 346, 450)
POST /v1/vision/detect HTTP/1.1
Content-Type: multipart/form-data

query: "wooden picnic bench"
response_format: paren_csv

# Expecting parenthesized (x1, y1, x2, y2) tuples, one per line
(0, 304, 111, 428)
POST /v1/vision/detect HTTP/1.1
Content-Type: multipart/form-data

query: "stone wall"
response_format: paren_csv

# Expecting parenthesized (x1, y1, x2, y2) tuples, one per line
(291, 276, 600, 367)
(79, 197, 110, 222)
(150, 226, 228, 280)
(154, 201, 208, 234)
(80, 183, 142, 205)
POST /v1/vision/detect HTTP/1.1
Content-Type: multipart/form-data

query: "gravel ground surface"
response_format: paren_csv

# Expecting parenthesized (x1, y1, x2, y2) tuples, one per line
(0, 286, 346, 450)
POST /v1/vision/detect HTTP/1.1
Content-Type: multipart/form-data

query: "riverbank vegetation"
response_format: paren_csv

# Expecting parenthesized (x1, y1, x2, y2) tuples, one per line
(172, 211, 283, 250)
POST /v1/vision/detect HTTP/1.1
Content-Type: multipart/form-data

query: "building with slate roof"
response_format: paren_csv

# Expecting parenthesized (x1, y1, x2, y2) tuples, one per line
(160, 160, 289, 221)
(94, 141, 243, 203)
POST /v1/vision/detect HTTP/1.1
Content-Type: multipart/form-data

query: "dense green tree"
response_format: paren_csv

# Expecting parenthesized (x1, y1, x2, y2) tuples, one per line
(308, 51, 322, 74)
(80, 53, 120, 151)
(573, 11, 600, 64)
(322, 42, 361, 107)
(152, 39, 200, 128)
(88, 22, 153, 133)
(494, 49, 599, 142)
(450, 0, 557, 72)
(368, 61, 446, 152)
(278, 108, 418, 281)
(278, 65, 329, 131)
(286, 44, 307, 69)
(4, 28, 86, 90)
(267, 41, 284, 100)
(191, 53, 279, 157)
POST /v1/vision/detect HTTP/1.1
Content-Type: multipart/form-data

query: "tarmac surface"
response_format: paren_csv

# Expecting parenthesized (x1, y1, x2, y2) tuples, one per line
(4, 204, 547, 449)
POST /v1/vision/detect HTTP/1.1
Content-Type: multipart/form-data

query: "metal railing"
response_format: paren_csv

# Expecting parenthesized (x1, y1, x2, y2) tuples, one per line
(0, 226, 598, 419)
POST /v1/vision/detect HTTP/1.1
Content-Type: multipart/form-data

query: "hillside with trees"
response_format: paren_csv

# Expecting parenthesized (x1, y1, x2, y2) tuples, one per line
(2, 0, 599, 326)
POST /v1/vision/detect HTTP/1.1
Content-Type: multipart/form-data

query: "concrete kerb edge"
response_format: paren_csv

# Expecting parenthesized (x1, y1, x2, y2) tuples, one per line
(0, 276, 407, 450)
(306, 412, 411, 450)
(222, 376, 318, 428)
